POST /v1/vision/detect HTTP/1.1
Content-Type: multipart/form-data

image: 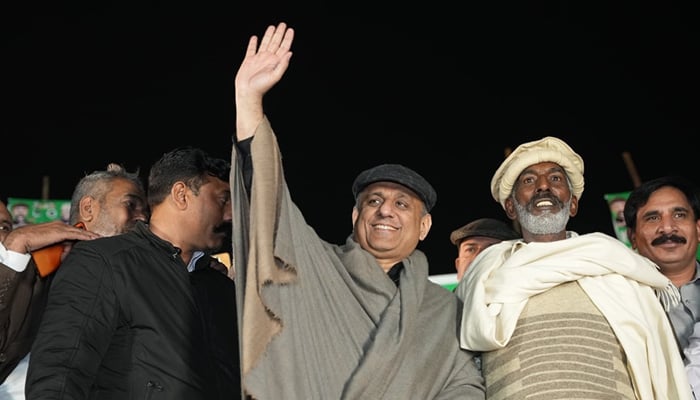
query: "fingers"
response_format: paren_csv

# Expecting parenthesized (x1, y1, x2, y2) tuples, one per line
(269, 22, 288, 51)
(245, 35, 259, 59)
(258, 22, 292, 54)
(7, 222, 101, 253)
(277, 26, 294, 56)
(258, 24, 277, 51)
(242, 22, 293, 66)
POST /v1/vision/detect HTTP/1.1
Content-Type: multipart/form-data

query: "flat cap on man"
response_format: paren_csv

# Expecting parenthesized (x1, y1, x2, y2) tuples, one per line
(449, 218, 520, 245)
(352, 164, 437, 211)
(490, 136, 585, 209)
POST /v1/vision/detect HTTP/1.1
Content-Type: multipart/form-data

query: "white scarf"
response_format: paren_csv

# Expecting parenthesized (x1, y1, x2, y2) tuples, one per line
(456, 231, 691, 399)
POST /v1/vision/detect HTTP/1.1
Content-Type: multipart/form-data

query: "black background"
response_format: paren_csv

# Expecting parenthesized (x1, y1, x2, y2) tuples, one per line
(5, 3, 699, 276)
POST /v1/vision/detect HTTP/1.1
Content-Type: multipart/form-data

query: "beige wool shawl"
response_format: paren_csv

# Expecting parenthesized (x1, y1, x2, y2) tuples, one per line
(231, 117, 484, 400)
(456, 232, 691, 399)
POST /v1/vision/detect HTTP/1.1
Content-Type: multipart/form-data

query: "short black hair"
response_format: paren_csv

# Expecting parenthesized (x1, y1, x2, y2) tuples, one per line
(148, 146, 230, 209)
(624, 175, 700, 231)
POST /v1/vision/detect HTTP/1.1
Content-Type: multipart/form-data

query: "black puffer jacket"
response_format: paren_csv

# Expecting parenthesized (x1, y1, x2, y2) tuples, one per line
(26, 221, 240, 399)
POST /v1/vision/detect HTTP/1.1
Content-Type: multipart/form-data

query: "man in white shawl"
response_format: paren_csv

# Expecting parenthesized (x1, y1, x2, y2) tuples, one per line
(230, 22, 485, 399)
(455, 136, 691, 399)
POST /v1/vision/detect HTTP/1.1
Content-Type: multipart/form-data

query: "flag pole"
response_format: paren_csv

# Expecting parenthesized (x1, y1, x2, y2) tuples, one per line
(42, 176, 50, 201)
(621, 152, 641, 188)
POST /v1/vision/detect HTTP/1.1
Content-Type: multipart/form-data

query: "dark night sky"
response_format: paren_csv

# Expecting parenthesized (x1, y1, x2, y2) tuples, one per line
(5, 3, 699, 276)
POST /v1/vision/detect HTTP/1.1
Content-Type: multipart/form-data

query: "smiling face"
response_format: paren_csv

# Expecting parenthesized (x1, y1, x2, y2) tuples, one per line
(351, 181, 432, 272)
(629, 185, 700, 277)
(504, 162, 578, 242)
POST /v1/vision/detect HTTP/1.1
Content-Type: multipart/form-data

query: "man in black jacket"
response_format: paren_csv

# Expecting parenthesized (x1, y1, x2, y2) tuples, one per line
(26, 149, 240, 399)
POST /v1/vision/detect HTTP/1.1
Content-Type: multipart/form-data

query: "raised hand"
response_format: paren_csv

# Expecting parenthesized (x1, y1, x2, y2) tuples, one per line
(235, 22, 294, 140)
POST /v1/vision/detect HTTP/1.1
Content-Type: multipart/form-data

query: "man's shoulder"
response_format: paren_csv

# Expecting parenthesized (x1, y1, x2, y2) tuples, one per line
(70, 229, 148, 258)
(424, 281, 461, 306)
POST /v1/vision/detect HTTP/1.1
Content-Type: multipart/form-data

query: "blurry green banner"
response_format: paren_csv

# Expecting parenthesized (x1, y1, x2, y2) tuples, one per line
(604, 191, 632, 248)
(7, 197, 70, 228)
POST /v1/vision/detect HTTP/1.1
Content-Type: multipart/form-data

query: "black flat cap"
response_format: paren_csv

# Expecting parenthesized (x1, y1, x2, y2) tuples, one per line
(449, 218, 519, 245)
(352, 164, 437, 211)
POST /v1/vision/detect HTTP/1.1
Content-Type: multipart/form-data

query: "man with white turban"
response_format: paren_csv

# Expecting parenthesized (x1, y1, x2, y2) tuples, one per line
(456, 136, 691, 399)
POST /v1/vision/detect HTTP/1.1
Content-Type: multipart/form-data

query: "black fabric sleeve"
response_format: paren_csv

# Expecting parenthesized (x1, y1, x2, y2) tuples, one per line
(235, 137, 253, 195)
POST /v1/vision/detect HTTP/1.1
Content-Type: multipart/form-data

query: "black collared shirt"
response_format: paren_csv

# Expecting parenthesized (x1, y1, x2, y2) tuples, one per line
(387, 262, 404, 287)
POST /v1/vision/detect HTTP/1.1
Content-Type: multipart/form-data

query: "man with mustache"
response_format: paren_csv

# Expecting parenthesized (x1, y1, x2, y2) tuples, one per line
(455, 136, 691, 399)
(623, 176, 700, 354)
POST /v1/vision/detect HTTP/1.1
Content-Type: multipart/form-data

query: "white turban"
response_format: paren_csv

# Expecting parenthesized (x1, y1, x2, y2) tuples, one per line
(490, 136, 585, 209)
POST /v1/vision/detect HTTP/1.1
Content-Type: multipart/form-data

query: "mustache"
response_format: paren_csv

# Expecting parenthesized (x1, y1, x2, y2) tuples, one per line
(651, 234, 687, 246)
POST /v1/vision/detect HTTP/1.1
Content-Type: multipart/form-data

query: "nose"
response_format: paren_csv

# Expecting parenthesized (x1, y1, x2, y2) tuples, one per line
(377, 201, 396, 217)
(658, 213, 677, 234)
(534, 175, 551, 193)
(223, 205, 233, 221)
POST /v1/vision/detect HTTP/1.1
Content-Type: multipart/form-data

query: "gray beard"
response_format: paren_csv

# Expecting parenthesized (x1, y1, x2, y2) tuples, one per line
(513, 198, 571, 235)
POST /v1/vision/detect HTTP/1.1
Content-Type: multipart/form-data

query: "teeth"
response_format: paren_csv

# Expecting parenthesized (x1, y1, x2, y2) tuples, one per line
(375, 224, 396, 230)
(536, 200, 553, 207)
